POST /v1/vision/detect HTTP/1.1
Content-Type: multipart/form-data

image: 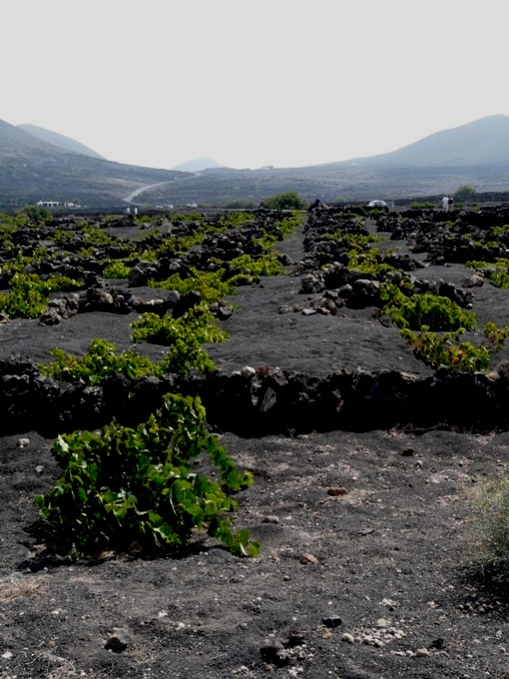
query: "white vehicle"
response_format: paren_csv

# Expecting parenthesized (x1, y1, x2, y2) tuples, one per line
(368, 200, 388, 208)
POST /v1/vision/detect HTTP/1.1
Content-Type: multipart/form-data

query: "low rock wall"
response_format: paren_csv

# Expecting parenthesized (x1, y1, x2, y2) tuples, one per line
(2, 356, 509, 437)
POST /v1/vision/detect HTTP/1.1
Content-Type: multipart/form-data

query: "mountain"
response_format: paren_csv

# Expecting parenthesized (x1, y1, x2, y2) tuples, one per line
(17, 124, 105, 159)
(330, 115, 509, 168)
(172, 158, 226, 172)
(2, 115, 509, 209)
(0, 118, 190, 208)
(140, 115, 509, 207)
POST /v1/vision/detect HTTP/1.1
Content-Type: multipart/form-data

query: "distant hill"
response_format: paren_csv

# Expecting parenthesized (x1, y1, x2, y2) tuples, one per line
(3, 115, 509, 209)
(329, 115, 509, 168)
(143, 115, 509, 206)
(17, 124, 105, 159)
(0, 118, 191, 208)
(172, 158, 226, 172)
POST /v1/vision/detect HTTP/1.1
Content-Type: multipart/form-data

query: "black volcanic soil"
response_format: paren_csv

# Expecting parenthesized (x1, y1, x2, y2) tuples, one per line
(2, 215, 509, 678)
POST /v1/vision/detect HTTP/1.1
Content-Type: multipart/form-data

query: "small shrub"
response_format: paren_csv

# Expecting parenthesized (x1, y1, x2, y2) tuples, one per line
(454, 185, 477, 202)
(35, 393, 259, 558)
(0, 273, 81, 319)
(401, 328, 491, 372)
(473, 477, 509, 580)
(131, 305, 229, 376)
(150, 269, 236, 303)
(102, 260, 132, 279)
(401, 322, 509, 372)
(410, 201, 435, 209)
(227, 253, 283, 281)
(381, 286, 477, 332)
(41, 339, 158, 385)
(262, 192, 308, 210)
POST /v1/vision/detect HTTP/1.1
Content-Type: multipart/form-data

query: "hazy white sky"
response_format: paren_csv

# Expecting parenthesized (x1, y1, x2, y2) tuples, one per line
(2, 0, 507, 170)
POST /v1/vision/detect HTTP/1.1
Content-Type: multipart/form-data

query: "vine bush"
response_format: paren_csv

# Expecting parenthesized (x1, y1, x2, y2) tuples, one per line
(35, 393, 259, 558)
(150, 269, 236, 303)
(131, 305, 229, 376)
(0, 273, 81, 319)
(400, 322, 509, 372)
(40, 339, 158, 385)
(381, 285, 477, 332)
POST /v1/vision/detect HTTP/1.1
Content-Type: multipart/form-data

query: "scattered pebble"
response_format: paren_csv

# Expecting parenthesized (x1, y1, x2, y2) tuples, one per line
(327, 487, 349, 496)
(414, 647, 430, 657)
(341, 624, 406, 648)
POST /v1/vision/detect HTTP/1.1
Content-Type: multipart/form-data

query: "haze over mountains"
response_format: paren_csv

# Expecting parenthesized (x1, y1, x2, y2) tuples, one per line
(2, 115, 509, 208)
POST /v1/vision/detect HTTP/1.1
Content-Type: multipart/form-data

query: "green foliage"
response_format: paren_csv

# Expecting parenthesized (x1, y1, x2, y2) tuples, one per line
(381, 285, 477, 332)
(473, 476, 509, 580)
(217, 211, 256, 227)
(102, 260, 132, 279)
(226, 253, 283, 281)
(489, 270, 509, 289)
(454, 185, 477, 202)
(275, 214, 303, 237)
(262, 192, 308, 210)
(81, 224, 117, 246)
(156, 232, 206, 256)
(131, 305, 229, 376)
(400, 322, 509, 372)
(466, 258, 509, 289)
(345, 243, 395, 276)
(0, 273, 81, 319)
(35, 393, 259, 558)
(41, 339, 158, 385)
(410, 201, 435, 209)
(401, 328, 490, 372)
(327, 231, 378, 248)
(14, 204, 52, 225)
(4, 247, 51, 274)
(150, 269, 236, 303)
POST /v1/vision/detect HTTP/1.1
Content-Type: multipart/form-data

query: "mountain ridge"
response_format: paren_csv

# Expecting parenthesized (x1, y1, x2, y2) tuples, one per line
(2, 115, 509, 207)
(172, 157, 226, 172)
(17, 124, 105, 159)
(0, 118, 190, 208)
(325, 114, 509, 168)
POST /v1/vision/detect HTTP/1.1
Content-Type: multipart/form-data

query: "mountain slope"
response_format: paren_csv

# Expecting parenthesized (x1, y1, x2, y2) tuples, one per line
(333, 115, 509, 168)
(17, 124, 105, 159)
(3, 114, 509, 209)
(142, 115, 509, 206)
(172, 158, 226, 172)
(0, 118, 190, 207)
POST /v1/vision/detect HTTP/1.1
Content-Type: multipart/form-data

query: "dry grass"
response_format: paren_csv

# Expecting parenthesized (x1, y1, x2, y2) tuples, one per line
(0, 576, 46, 601)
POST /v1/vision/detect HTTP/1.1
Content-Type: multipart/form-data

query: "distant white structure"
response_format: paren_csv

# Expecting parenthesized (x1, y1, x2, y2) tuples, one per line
(37, 200, 60, 208)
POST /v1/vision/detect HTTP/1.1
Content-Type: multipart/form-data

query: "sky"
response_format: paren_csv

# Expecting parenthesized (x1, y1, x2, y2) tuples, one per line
(2, 0, 507, 171)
